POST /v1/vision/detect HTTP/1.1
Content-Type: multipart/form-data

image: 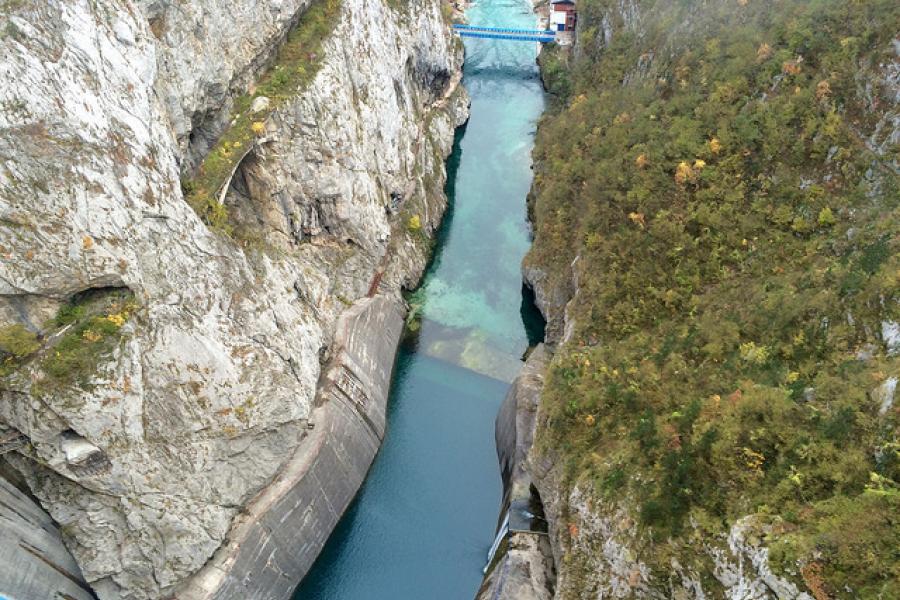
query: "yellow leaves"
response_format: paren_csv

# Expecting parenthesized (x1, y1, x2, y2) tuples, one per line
(106, 313, 126, 328)
(816, 80, 832, 101)
(628, 212, 646, 229)
(786, 371, 800, 384)
(635, 153, 649, 168)
(708, 138, 722, 154)
(739, 341, 770, 364)
(742, 447, 766, 471)
(613, 112, 632, 125)
(407, 214, 421, 231)
(674, 161, 694, 185)
(251, 121, 266, 136)
(693, 159, 706, 170)
(817, 207, 836, 227)
(82, 329, 102, 343)
(584, 414, 596, 426)
(82, 235, 94, 250)
(756, 43, 773, 62)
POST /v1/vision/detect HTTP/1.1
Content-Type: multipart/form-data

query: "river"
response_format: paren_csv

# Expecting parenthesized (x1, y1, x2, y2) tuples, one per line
(293, 0, 546, 597)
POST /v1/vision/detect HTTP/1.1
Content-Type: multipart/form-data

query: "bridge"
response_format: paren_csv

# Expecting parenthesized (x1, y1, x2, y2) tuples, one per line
(452, 24, 556, 43)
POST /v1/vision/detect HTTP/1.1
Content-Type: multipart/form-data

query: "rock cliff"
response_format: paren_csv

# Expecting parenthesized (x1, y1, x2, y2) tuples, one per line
(0, 0, 467, 598)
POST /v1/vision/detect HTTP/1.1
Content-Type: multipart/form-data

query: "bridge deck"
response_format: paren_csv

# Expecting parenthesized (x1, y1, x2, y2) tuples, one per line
(453, 24, 556, 43)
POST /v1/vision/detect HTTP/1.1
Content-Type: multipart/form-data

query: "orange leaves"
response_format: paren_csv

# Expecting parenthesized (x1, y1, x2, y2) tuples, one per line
(628, 212, 646, 229)
(82, 235, 94, 250)
(801, 562, 832, 600)
(816, 80, 832, 101)
(635, 153, 649, 168)
(664, 423, 682, 450)
(782, 58, 803, 76)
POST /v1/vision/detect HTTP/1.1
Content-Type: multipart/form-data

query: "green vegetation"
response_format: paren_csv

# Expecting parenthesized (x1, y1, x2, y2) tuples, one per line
(182, 0, 342, 233)
(0, 324, 40, 364)
(530, 0, 899, 596)
(1, 290, 137, 387)
(42, 293, 136, 387)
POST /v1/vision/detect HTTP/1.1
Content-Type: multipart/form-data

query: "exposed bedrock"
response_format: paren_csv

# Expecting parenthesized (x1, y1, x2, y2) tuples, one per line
(0, 0, 467, 598)
(477, 345, 556, 600)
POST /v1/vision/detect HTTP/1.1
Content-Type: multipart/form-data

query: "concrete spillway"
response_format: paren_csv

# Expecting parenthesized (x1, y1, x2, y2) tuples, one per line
(0, 475, 94, 600)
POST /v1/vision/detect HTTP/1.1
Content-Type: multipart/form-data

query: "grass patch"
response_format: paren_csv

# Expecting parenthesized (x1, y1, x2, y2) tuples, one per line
(2, 290, 138, 385)
(0, 324, 40, 359)
(0, 324, 40, 376)
(182, 0, 342, 234)
(39, 292, 137, 388)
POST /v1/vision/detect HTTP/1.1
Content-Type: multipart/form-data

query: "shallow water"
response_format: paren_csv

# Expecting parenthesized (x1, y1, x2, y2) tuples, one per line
(293, 1, 545, 597)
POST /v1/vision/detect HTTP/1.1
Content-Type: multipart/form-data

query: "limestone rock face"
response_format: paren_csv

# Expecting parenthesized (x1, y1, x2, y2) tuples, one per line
(0, 0, 466, 598)
(136, 0, 315, 169)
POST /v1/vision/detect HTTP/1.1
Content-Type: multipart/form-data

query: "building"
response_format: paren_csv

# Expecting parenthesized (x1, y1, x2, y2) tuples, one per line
(549, 0, 577, 33)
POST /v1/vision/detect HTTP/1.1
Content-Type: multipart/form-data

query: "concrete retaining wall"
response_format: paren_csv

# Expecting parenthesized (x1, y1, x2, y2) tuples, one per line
(177, 295, 405, 600)
(0, 475, 94, 600)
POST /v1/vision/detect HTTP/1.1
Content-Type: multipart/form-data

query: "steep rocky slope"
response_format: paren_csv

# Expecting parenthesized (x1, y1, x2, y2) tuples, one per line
(516, 0, 899, 598)
(0, 0, 466, 598)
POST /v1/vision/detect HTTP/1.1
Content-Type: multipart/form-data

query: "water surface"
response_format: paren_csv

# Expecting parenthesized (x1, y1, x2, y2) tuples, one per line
(294, 1, 545, 597)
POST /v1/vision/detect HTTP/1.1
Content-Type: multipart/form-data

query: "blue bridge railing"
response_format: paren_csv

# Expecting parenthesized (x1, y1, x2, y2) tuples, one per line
(452, 24, 556, 43)
(453, 24, 554, 35)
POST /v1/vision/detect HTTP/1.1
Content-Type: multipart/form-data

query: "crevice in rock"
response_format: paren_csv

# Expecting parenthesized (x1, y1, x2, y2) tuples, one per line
(176, 0, 320, 174)
(224, 148, 295, 249)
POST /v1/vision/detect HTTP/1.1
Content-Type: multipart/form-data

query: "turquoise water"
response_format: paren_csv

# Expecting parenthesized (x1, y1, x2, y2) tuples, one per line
(294, 1, 546, 597)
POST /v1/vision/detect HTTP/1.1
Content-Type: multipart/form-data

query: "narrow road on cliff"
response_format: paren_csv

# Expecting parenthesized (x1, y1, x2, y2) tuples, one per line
(294, 0, 546, 597)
